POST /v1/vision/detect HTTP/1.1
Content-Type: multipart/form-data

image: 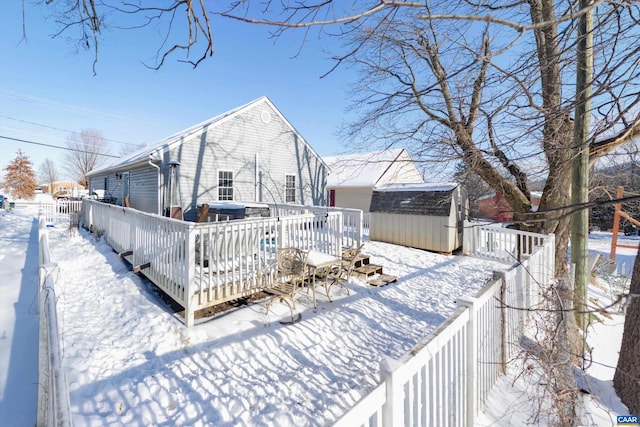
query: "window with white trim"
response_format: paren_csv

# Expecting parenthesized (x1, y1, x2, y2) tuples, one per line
(218, 170, 233, 200)
(285, 175, 296, 203)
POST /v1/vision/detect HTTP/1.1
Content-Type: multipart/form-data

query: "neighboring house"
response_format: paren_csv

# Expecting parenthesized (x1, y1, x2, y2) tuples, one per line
(41, 181, 85, 197)
(476, 191, 542, 222)
(323, 148, 423, 212)
(86, 97, 329, 221)
(369, 182, 468, 254)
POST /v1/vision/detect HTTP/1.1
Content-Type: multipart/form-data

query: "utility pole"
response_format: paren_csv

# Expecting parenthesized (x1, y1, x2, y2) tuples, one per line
(570, 0, 594, 331)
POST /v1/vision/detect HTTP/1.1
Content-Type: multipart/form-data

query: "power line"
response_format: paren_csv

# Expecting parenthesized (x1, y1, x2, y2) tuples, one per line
(0, 135, 120, 158)
(0, 114, 136, 146)
(0, 88, 164, 128)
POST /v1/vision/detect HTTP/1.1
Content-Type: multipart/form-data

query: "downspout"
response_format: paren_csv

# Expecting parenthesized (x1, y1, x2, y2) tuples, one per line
(255, 153, 259, 202)
(149, 154, 161, 215)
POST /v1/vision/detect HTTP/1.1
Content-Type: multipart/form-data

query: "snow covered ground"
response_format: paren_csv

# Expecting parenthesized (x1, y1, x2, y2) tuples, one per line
(0, 205, 635, 426)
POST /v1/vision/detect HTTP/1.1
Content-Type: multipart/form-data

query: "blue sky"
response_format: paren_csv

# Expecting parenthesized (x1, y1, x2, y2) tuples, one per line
(0, 2, 356, 180)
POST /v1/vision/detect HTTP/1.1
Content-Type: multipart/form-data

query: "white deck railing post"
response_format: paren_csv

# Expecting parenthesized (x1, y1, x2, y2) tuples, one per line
(456, 295, 478, 427)
(185, 223, 196, 328)
(380, 357, 403, 426)
(462, 220, 470, 255)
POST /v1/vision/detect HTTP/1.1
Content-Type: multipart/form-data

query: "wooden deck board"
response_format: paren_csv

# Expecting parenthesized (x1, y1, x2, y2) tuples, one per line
(367, 274, 398, 287)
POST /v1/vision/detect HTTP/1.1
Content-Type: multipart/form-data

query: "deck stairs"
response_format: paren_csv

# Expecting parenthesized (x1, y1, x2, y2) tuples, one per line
(343, 248, 397, 287)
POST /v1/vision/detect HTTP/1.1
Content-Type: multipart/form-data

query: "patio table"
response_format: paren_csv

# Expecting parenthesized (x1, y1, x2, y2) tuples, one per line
(305, 250, 342, 308)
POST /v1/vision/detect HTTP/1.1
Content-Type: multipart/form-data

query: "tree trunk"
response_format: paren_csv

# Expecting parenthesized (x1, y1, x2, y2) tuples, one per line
(525, 0, 573, 278)
(613, 245, 640, 415)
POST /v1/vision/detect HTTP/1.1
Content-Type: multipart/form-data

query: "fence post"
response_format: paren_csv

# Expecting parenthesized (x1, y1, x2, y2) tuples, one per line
(336, 212, 344, 256)
(546, 233, 556, 284)
(456, 296, 478, 426)
(356, 209, 363, 249)
(463, 220, 471, 256)
(185, 223, 196, 328)
(493, 271, 508, 374)
(278, 219, 286, 249)
(380, 357, 403, 427)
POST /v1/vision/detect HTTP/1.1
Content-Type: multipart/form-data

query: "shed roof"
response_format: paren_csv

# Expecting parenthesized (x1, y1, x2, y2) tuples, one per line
(88, 96, 326, 176)
(369, 182, 460, 216)
(323, 149, 409, 188)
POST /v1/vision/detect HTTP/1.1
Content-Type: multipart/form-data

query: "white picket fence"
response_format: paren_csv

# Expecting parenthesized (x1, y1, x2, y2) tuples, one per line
(334, 231, 555, 427)
(37, 216, 72, 427)
(40, 199, 83, 226)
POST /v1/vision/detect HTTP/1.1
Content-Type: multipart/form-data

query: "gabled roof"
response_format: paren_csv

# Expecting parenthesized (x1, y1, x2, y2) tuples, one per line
(370, 182, 460, 216)
(323, 148, 411, 188)
(88, 96, 326, 176)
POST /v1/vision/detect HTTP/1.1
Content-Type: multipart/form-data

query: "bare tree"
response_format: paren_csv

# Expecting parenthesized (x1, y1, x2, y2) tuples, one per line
(39, 158, 60, 193)
(64, 129, 109, 187)
(216, 1, 640, 278)
(40, 0, 214, 72)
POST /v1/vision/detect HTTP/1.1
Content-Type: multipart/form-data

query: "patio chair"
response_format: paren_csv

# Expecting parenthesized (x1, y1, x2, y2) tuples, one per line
(320, 244, 364, 300)
(264, 247, 309, 324)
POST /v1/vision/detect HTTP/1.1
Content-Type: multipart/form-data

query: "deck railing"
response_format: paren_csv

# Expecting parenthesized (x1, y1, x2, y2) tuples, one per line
(80, 200, 344, 326)
(265, 203, 363, 249)
(463, 221, 552, 265)
(334, 230, 555, 427)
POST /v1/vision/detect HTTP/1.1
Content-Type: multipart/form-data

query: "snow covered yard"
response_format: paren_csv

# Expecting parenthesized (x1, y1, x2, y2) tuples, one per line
(1, 205, 634, 426)
(45, 213, 506, 426)
(475, 233, 637, 426)
(0, 207, 40, 427)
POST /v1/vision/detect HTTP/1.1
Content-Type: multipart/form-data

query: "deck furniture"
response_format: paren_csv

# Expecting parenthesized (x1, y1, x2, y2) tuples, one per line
(264, 247, 309, 323)
(305, 250, 343, 306)
(327, 244, 364, 296)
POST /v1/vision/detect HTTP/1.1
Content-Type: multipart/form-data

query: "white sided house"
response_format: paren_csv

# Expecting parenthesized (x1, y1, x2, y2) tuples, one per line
(323, 149, 423, 212)
(369, 182, 468, 254)
(86, 96, 329, 221)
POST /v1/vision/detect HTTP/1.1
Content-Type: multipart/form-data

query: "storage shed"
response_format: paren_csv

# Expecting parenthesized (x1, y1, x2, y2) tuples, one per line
(369, 182, 467, 254)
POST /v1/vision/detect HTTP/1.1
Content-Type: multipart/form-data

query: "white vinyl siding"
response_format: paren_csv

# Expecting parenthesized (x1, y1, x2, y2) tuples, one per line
(169, 100, 327, 220)
(333, 187, 375, 212)
(89, 98, 329, 221)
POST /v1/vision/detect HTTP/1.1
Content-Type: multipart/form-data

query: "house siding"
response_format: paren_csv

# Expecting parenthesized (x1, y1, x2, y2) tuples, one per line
(333, 187, 374, 212)
(88, 98, 327, 221)
(129, 166, 159, 214)
(89, 166, 159, 213)
(167, 101, 327, 221)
